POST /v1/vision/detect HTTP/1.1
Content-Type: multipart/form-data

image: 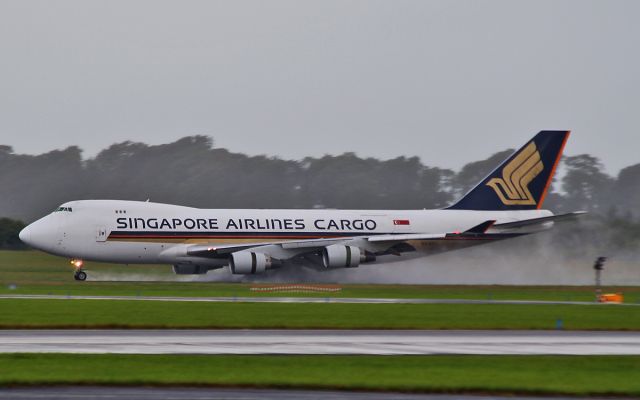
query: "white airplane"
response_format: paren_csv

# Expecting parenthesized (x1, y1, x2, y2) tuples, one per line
(20, 130, 583, 281)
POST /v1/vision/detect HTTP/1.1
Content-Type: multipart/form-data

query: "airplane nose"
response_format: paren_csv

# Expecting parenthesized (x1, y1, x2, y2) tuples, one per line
(18, 219, 58, 251)
(19, 225, 32, 246)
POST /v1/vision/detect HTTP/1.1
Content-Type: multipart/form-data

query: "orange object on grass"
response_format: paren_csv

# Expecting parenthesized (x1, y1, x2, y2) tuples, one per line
(598, 293, 624, 303)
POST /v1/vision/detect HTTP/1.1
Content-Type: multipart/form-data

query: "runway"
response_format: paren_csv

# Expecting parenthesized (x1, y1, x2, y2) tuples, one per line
(2, 330, 639, 355)
(1, 294, 634, 306)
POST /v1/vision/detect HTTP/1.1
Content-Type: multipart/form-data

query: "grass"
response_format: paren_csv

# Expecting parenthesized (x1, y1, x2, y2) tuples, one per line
(2, 250, 639, 330)
(2, 250, 639, 302)
(2, 252, 639, 396)
(1, 299, 639, 329)
(1, 354, 640, 397)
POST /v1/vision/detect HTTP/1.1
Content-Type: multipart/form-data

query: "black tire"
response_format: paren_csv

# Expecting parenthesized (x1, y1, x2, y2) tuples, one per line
(74, 270, 87, 281)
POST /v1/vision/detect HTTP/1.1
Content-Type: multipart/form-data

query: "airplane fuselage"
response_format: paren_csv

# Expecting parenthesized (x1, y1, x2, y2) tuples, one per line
(20, 199, 550, 267)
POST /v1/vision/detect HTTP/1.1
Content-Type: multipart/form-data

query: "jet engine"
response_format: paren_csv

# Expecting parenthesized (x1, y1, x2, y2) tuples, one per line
(230, 251, 272, 275)
(322, 244, 375, 269)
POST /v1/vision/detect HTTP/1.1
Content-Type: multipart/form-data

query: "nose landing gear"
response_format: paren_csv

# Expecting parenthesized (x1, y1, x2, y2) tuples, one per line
(73, 270, 87, 281)
(70, 259, 87, 281)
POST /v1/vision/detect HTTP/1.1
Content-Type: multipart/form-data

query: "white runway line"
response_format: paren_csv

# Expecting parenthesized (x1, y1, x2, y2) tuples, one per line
(1, 330, 639, 355)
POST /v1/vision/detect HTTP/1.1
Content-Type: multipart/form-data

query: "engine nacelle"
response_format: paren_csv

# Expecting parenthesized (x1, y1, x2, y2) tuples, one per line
(230, 251, 272, 275)
(322, 244, 373, 269)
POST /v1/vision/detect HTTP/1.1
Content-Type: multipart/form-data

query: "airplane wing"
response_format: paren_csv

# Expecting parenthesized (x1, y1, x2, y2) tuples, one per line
(185, 220, 503, 259)
(368, 220, 496, 243)
(186, 236, 362, 257)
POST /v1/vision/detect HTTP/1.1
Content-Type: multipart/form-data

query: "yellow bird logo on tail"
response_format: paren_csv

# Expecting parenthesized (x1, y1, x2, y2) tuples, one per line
(486, 142, 544, 205)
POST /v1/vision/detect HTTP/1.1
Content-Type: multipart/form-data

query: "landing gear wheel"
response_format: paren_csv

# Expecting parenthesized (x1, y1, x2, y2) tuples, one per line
(74, 270, 87, 281)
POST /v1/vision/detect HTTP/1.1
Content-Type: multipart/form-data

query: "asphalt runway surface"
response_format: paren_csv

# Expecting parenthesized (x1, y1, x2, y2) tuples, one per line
(2, 329, 639, 355)
(0, 387, 612, 400)
(2, 294, 636, 306)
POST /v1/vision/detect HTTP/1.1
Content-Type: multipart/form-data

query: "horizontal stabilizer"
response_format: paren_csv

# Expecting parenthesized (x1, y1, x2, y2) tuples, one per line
(464, 220, 496, 234)
(493, 211, 586, 229)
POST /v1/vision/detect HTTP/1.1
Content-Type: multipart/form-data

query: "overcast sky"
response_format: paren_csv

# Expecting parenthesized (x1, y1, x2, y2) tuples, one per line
(0, 0, 637, 174)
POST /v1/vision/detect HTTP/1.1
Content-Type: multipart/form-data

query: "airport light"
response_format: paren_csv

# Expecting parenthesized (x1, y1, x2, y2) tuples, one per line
(593, 256, 607, 271)
(593, 256, 607, 301)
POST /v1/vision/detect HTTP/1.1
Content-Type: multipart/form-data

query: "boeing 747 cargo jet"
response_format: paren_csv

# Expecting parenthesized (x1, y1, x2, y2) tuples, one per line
(20, 131, 583, 281)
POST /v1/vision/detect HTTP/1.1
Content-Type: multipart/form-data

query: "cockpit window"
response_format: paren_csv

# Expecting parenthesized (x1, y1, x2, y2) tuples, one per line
(54, 206, 73, 212)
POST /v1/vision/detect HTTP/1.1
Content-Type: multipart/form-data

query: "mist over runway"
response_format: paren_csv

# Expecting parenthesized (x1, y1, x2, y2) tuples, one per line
(2, 330, 639, 355)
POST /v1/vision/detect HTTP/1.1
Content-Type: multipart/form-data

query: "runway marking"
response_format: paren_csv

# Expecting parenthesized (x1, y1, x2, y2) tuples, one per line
(250, 284, 343, 292)
(1, 330, 639, 355)
(1, 294, 637, 306)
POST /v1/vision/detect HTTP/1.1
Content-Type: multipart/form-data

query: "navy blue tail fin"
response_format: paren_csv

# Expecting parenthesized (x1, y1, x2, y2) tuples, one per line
(447, 130, 570, 211)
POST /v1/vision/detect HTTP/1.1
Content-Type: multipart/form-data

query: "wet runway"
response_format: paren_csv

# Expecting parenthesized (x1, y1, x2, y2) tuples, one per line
(2, 329, 639, 355)
(1, 294, 634, 306)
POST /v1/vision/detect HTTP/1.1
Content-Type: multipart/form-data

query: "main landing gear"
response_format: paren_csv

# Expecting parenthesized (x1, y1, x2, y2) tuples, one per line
(71, 259, 87, 281)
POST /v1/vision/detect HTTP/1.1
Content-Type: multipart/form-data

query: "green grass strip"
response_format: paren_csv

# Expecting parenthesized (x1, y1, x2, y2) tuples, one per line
(1, 299, 639, 329)
(3, 250, 640, 302)
(1, 354, 640, 396)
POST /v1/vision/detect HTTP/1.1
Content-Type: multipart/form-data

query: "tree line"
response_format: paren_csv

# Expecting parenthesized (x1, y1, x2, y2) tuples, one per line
(0, 136, 637, 251)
